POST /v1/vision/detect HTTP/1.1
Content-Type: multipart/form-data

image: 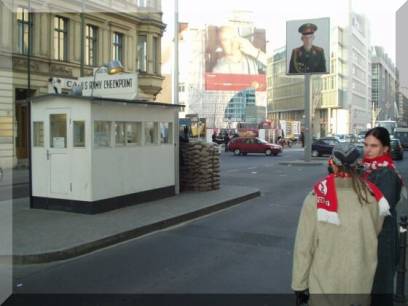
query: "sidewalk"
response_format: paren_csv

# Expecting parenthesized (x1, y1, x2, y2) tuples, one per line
(12, 185, 260, 264)
(0, 167, 29, 187)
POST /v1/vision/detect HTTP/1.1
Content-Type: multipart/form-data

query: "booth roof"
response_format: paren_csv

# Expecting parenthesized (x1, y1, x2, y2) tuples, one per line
(28, 94, 185, 108)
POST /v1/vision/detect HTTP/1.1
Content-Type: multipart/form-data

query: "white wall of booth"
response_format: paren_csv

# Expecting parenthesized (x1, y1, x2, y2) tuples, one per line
(30, 95, 181, 213)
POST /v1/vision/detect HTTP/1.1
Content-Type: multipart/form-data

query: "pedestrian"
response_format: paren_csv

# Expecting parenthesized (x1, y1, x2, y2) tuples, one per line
(300, 131, 304, 148)
(362, 127, 404, 306)
(212, 131, 217, 143)
(292, 143, 389, 306)
(183, 125, 189, 140)
(224, 133, 229, 152)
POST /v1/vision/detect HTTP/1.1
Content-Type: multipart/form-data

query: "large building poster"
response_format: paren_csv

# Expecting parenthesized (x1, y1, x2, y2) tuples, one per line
(205, 25, 267, 91)
(286, 17, 330, 75)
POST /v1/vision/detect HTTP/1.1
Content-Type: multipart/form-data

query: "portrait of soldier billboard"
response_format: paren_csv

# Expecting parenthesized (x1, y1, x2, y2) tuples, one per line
(288, 22, 327, 74)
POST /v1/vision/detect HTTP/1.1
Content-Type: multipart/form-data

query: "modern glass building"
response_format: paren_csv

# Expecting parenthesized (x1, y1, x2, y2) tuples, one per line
(371, 46, 397, 122)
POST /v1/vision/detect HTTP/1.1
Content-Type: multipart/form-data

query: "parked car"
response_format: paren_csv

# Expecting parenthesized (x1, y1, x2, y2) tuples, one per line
(228, 137, 282, 156)
(394, 128, 408, 149)
(311, 137, 340, 157)
(357, 131, 368, 143)
(336, 134, 359, 143)
(391, 138, 404, 160)
(354, 142, 364, 157)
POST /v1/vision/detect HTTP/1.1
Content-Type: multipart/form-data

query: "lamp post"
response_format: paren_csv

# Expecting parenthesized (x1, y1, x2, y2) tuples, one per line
(173, 0, 180, 194)
(90, 60, 124, 97)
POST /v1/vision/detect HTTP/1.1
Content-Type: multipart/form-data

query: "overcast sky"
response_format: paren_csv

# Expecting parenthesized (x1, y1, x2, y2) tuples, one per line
(162, 0, 406, 62)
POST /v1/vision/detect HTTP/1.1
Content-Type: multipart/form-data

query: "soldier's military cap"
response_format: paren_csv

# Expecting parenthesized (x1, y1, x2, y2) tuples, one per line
(298, 23, 317, 35)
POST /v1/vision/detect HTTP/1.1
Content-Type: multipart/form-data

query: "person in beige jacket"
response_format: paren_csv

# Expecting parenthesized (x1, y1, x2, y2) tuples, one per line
(292, 143, 388, 306)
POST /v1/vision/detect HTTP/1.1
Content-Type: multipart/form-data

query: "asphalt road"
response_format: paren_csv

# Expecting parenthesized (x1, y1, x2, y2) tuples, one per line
(7, 148, 408, 305)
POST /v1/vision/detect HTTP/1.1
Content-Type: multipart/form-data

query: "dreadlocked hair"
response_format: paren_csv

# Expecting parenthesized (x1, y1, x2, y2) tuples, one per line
(336, 165, 371, 205)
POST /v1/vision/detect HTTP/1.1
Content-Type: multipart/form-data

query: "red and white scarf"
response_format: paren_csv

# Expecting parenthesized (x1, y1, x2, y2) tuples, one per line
(313, 174, 390, 225)
(363, 154, 407, 198)
(362, 154, 396, 175)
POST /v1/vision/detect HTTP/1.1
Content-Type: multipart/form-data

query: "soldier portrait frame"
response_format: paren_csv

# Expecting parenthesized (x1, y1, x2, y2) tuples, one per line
(286, 17, 330, 75)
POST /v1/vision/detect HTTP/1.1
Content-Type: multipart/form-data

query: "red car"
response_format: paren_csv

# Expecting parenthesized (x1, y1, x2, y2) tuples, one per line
(228, 137, 282, 156)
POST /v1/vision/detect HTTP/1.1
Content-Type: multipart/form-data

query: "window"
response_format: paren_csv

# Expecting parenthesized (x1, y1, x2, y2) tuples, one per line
(160, 122, 173, 144)
(153, 36, 159, 74)
(94, 121, 111, 147)
(85, 25, 97, 66)
(126, 122, 141, 144)
(112, 32, 123, 63)
(137, 34, 147, 72)
(115, 122, 126, 146)
(17, 7, 32, 55)
(50, 114, 67, 148)
(33, 121, 43, 147)
(54, 16, 68, 61)
(73, 121, 85, 147)
(137, 0, 147, 7)
(179, 83, 185, 92)
(144, 122, 157, 144)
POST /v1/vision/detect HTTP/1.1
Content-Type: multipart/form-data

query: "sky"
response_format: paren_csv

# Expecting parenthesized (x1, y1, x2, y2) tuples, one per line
(161, 0, 406, 63)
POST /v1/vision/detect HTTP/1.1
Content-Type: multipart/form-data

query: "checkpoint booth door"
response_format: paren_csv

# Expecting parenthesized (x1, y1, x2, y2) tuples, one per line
(46, 108, 72, 197)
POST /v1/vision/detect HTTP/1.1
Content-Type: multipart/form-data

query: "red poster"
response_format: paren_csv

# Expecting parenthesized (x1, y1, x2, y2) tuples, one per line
(205, 73, 266, 91)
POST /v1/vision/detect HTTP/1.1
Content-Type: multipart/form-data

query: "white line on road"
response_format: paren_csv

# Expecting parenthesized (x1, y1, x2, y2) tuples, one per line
(226, 169, 239, 173)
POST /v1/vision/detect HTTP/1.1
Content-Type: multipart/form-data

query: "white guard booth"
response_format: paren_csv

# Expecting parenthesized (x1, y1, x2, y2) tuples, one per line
(30, 94, 182, 214)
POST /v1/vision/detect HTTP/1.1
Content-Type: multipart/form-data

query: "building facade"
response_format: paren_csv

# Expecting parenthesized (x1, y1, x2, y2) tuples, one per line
(397, 1, 408, 91)
(267, 12, 372, 137)
(371, 46, 397, 122)
(0, 1, 165, 168)
(396, 1, 408, 127)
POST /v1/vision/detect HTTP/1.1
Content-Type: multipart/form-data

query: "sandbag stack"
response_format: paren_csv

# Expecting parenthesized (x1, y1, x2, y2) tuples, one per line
(180, 142, 220, 192)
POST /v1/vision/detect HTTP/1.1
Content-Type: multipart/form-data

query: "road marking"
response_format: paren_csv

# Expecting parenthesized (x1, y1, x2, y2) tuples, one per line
(251, 172, 257, 174)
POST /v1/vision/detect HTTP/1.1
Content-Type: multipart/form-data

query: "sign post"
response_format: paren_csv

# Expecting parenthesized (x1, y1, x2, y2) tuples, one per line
(304, 74, 312, 162)
(286, 17, 330, 162)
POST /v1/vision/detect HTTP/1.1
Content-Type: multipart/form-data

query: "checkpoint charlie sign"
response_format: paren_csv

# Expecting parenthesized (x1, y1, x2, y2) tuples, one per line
(80, 73, 138, 100)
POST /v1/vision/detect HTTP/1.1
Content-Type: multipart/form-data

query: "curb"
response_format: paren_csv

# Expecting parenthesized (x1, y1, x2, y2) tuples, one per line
(279, 160, 326, 166)
(13, 190, 261, 265)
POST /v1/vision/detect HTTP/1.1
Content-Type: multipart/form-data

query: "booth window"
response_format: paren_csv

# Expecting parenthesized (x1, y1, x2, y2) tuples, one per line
(144, 122, 158, 144)
(115, 122, 126, 146)
(50, 114, 67, 148)
(94, 121, 111, 147)
(33, 121, 44, 147)
(126, 122, 141, 145)
(73, 121, 85, 147)
(160, 122, 173, 144)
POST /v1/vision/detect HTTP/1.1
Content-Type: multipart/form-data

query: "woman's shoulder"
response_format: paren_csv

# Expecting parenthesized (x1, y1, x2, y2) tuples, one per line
(368, 166, 402, 187)
(369, 166, 398, 178)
